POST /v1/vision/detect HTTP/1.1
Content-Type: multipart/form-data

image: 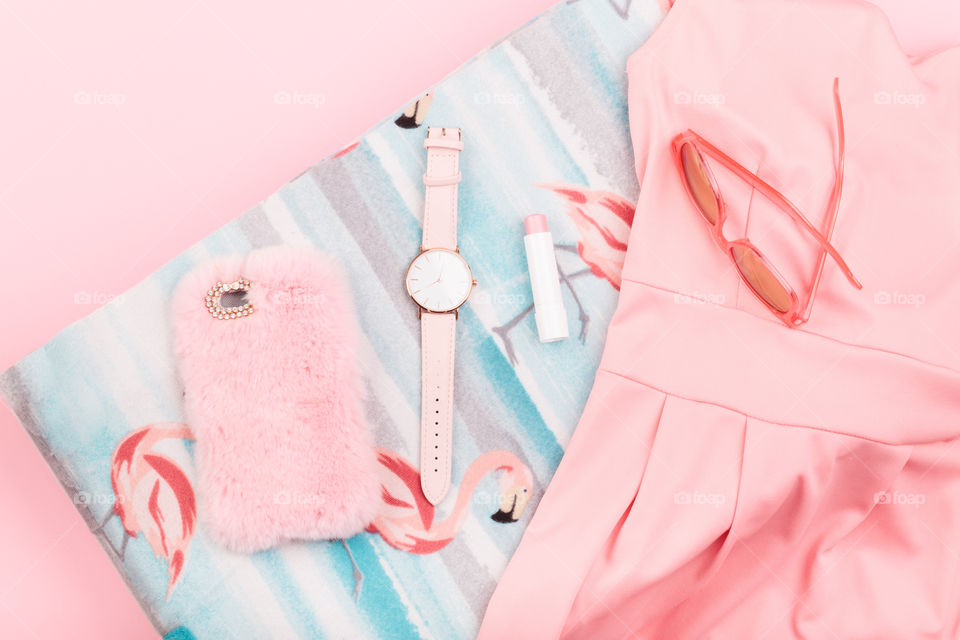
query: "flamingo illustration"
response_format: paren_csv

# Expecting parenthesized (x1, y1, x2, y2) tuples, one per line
(366, 448, 534, 554)
(492, 183, 636, 363)
(539, 183, 635, 291)
(395, 92, 435, 129)
(95, 423, 196, 600)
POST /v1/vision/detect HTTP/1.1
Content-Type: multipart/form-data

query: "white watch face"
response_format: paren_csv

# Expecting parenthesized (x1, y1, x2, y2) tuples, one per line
(406, 249, 473, 313)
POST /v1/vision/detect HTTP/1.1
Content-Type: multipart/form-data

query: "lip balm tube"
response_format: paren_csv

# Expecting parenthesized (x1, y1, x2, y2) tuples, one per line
(524, 214, 569, 342)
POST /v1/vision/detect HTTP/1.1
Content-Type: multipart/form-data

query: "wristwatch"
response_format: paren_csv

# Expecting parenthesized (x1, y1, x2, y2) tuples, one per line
(404, 127, 476, 505)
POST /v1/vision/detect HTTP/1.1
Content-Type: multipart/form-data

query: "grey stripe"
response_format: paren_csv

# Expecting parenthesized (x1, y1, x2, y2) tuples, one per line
(364, 380, 407, 453)
(455, 346, 536, 468)
(512, 19, 639, 195)
(445, 536, 499, 619)
(307, 151, 421, 341)
(237, 204, 284, 248)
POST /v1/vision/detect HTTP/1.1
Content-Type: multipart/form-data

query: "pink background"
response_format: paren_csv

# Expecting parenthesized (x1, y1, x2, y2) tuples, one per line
(0, 1, 956, 637)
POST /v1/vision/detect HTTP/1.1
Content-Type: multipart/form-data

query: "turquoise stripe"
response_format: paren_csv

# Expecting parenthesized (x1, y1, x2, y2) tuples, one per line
(250, 550, 326, 640)
(346, 535, 426, 640)
(463, 312, 566, 475)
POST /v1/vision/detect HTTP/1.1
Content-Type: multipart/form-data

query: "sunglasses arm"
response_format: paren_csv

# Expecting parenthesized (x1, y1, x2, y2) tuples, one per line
(800, 78, 861, 324)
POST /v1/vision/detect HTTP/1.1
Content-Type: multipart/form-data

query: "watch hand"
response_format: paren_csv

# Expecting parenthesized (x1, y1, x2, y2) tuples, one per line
(417, 279, 441, 296)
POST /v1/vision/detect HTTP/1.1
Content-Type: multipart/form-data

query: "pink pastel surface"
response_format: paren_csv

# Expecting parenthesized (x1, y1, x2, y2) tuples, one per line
(0, 0, 954, 638)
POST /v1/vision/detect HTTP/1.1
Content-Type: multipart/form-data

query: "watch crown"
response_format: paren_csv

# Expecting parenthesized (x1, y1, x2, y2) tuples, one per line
(472, 279, 478, 286)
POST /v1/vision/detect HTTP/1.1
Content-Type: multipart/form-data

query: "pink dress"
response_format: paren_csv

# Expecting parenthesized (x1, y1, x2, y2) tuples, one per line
(478, 0, 960, 637)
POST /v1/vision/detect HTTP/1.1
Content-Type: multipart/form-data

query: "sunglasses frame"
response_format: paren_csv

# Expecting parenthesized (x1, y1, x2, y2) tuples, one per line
(671, 78, 861, 327)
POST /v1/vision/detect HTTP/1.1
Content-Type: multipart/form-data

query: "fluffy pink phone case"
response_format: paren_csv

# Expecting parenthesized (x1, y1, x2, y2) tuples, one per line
(172, 246, 380, 553)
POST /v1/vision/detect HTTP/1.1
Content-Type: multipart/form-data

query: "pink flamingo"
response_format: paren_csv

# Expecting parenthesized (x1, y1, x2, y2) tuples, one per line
(367, 448, 535, 554)
(538, 183, 635, 291)
(95, 422, 196, 600)
(492, 183, 635, 362)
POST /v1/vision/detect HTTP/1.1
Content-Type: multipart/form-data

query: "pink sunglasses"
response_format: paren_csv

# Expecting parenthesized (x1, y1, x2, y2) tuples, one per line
(672, 78, 862, 327)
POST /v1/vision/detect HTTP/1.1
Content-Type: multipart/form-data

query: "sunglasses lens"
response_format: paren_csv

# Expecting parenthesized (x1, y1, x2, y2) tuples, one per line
(730, 244, 793, 313)
(680, 142, 720, 224)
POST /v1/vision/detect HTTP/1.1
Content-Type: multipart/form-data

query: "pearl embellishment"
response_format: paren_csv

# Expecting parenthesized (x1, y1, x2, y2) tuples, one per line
(205, 278, 255, 320)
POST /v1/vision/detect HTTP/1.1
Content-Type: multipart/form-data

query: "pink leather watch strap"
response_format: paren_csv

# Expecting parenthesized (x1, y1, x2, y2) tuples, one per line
(420, 311, 456, 504)
(422, 127, 462, 251)
(419, 126, 463, 505)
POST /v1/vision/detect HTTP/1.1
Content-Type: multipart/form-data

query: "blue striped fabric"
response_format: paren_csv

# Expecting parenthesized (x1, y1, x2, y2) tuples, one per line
(0, 0, 665, 637)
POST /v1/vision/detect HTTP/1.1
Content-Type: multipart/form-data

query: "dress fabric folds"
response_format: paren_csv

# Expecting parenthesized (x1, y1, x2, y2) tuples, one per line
(478, 0, 960, 637)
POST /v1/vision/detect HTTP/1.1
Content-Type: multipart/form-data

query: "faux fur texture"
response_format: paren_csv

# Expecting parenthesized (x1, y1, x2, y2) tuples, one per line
(172, 246, 380, 553)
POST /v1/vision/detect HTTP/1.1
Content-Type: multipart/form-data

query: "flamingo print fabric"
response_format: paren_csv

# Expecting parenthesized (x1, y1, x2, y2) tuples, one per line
(0, 0, 662, 638)
(171, 247, 380, 553)
(106, 423, 196, 601)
